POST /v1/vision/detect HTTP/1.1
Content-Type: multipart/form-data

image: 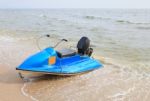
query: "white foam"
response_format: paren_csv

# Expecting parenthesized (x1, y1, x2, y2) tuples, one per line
(108, 86, 136, 101)
(0, 36, 14, 41)
(21, 80, 39, 101)
(21, 83, 28, 97)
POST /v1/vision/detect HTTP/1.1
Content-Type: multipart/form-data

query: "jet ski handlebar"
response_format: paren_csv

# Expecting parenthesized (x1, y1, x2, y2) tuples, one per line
(61, 39, 68, 42)
(54, 38, 68, 48)
(46, 34, 50, 37)
(36, 34, 68, 50)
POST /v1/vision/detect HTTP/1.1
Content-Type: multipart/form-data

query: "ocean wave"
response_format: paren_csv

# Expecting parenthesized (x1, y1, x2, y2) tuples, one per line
(84, 15, 111, 20)
(136, 26, 150, 30)
(39, 14, 47, 18)
(0, 35, 15, 41)
(116, 20, 150, 25)
(84, 15, 150, 25)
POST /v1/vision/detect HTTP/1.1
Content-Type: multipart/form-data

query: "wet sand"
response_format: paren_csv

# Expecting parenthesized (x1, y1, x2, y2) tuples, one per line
(0, 64, 31, 101)
(0, 39, 37, 101)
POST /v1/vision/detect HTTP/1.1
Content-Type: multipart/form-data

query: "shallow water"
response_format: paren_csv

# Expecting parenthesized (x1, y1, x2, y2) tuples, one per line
(0, 9, 150, 101)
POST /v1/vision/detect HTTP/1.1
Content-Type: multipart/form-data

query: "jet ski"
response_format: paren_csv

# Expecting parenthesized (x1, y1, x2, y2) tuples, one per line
(16, 35, 103, 76)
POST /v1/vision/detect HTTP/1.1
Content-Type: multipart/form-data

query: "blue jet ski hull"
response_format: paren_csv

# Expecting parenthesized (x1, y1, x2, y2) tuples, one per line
(16, 48, 103, 75)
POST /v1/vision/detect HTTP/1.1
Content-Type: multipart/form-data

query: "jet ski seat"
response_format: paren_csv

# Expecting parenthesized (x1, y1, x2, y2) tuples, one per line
(57, 49, 76, 58)
(57, 36, 92, 58)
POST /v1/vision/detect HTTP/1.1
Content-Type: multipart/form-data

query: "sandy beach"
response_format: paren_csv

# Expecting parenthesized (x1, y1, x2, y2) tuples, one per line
(0, 64, 30, 101)
(0, 38, 37, 101)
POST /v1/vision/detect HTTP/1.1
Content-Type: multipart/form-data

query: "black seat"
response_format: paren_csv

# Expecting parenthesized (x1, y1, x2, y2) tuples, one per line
(57, 49, 76, 58)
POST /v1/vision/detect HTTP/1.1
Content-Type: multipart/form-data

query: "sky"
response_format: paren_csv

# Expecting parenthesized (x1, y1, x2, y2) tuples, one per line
(0, 0, 150, 9)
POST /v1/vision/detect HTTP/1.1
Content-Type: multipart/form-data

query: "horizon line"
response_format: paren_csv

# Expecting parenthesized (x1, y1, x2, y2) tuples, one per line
(0, 8, 150, 9)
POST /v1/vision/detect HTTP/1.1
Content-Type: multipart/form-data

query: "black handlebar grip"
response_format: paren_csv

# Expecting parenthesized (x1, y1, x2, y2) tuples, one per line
(62, 39, 68, 42)
(46, 34, 50, 37)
